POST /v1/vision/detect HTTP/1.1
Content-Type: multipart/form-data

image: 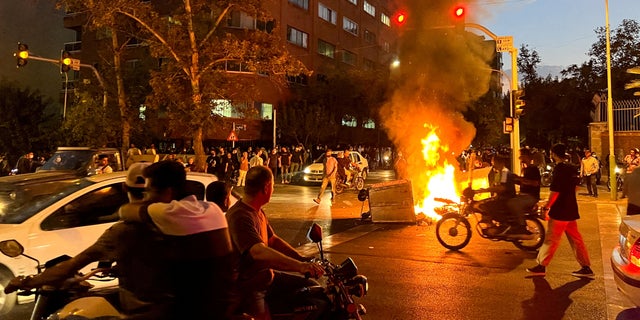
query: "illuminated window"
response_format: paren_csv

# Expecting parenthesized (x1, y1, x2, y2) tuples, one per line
(363, 1, 375, 17)
(381, 13, 390, 26)
(342, 50, 356, 65)
(342, 115, 357, 127)
(318, 3, 337, 24)
(227, 11, 257, 29)
(343, 17, 358, 36)
(210, 99, 240, 118)
(287, 26, 308, 48)
(318, 40, 335, 58)
(261, 103, 273, 120)
(347, 0, 357, 5)
(363, 118, 376, 129)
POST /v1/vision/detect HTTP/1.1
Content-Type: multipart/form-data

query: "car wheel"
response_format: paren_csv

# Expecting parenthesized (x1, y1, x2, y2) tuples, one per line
(0, 266, 17, 315)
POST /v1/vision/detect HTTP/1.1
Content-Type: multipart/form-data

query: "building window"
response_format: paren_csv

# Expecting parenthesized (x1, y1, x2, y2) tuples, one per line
(363, 118, 376, 129)
(343, 17, 358, 36)
(381, 13, 390, 26)
(210, 99, 242, 118)
(227, 11, 257, 29)
(347, 0, 357, 5)
(363, 1, 375, 17)
(287, 74, 309, 86)
(289, 0, 309, 10)
(261, 103, 273, 120)
(317, 40, 335, 59)
(364, 29, 376, 43)
(382, 41, 390, 52)
(342, 50, 356, 65)
(342, 115, 357, 127)
(318, 3, 337, 24)
(287, 26, 308, 48)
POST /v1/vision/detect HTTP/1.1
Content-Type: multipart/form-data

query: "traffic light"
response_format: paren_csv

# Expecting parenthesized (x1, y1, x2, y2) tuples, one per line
(452, 4, 466, 31)
(15, 43, 29, 67)
(393, 11, 407, 27)
(512, 89, 526, 117)
(61, 51, 72, 73)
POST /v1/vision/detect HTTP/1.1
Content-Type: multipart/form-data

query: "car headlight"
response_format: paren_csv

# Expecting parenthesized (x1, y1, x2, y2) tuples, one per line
(303, 167, 311, 174)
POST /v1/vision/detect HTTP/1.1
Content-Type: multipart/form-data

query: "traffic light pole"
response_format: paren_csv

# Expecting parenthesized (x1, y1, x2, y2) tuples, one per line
(464, 23, 521, 174)
(17, 54, 107, 111)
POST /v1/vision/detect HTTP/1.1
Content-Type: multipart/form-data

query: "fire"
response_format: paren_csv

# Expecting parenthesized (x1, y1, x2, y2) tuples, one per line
(412, 126, 489, 221)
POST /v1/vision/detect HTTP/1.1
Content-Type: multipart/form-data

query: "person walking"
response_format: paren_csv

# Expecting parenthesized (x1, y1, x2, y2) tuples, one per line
(526, 143, 594, 279)
(623, 166, 640, 215)
(580, 149, 599, 198)
(313, 149, 337, 204)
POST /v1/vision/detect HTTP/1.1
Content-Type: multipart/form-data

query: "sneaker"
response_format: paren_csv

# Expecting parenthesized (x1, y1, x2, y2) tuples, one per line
(571, 266, 595, 279)
(526, 265, 546, 276)
(313, 198, 321, 205)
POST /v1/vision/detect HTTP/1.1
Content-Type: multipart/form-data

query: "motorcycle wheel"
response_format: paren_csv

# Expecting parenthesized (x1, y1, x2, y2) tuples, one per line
(435, 213, 472, 251)
(512, 218, 545, 252)
(0, 267, 17, 315)
(541, 172, 552, 187)
(335, 182, 345, 194)
(355, 177, 365, 190)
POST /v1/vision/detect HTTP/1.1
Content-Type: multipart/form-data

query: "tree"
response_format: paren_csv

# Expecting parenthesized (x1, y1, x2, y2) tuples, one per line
(517, 44, 541, 85)
(0, 80, 61, 164)
(58, 0, 307, 170)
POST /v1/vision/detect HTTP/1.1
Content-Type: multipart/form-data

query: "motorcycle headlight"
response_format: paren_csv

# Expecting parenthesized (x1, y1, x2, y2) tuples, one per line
(615, 167, 622, 174)
(546, 165, 552, 170)
(347, 275, 368, 297)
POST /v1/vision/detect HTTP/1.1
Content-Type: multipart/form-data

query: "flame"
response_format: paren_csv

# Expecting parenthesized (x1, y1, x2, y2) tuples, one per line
(412, 126, 489, 221)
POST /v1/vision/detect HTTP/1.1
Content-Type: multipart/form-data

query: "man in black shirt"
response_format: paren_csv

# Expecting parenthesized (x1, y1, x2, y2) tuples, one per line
(506, 149, 540, 237)
(526, 143, 594, 278)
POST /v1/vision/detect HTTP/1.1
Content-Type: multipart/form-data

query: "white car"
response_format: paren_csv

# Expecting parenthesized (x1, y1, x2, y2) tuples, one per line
(0, 171, 221, 315)
(297, 151, 369, 184)
(611, 215, 640, 306)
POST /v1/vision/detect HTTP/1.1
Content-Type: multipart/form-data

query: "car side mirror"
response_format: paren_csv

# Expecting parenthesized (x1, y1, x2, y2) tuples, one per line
(306, 223, 323, 243)
(0, 239, 24, 258)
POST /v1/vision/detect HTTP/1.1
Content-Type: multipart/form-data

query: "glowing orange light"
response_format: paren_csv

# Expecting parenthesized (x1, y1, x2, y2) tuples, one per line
(454, 6, 465, 18)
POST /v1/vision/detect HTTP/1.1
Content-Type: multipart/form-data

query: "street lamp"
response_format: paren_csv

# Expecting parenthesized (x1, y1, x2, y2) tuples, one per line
(605, 0, 617, 200)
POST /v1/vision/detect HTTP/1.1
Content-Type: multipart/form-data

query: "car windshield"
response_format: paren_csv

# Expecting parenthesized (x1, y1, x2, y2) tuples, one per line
(39, 150, 95, 171)
(0, 179, 91, 224)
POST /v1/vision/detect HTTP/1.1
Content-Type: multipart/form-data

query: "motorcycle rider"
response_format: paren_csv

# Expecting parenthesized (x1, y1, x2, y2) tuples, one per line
(506, 148, 540, 239)
(470, 155, 519, 236)
(337, 151, 353, 185)
(4, 162, 178, 319)
(226, 165, 327, 320)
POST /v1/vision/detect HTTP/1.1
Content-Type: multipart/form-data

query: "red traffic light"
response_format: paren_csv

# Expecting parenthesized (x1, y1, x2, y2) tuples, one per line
(393, 11, 407, 26)
(453, 5, 466, 19)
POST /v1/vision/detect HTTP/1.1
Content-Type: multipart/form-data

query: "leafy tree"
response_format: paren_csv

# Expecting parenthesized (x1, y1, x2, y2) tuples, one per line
(60, 92, 121, 147)
(58, 0, 307, 170)
(0, 80, 61, 164)
(517, 44, 541, 85)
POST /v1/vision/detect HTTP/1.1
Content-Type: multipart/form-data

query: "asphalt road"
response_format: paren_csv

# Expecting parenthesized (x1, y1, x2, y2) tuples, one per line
(6, 170, 640, 319)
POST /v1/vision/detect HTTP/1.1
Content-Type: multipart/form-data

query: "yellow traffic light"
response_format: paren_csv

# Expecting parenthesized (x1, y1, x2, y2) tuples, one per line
(15, 42, 29, 67)
(61, 51, 72, 73)
(512, 89, 526, 117)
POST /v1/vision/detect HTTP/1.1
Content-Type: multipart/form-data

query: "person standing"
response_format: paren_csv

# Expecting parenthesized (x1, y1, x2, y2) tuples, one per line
(526, 143, 594, 278)
(313, 149, 337, 204)
(15, 152, 34, 174)
(580, 149, 599, 197)
(237, 151, 249, 187)
(250, 149, 264, 168)
(290, 144, 304, 174)
(279, 146, 292, 183)
(622, 148, 640, 198)
(266, 148, 280, 180)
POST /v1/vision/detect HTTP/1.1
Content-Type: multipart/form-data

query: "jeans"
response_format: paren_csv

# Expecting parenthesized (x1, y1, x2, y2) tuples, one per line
(506, 194, 537, 226)
(317, 175, 336, 200)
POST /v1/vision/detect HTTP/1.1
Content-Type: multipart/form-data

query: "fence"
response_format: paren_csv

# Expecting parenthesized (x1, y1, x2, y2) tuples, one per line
(594, 96, 640, 132)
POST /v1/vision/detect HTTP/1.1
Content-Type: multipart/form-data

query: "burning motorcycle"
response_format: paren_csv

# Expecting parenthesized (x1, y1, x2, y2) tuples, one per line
(433, 188, 546, 252)
(268, 223, 368, 320)
(0, 239, 120, 320)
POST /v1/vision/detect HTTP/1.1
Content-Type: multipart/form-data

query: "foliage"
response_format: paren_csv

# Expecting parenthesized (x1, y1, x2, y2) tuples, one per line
(0, 80, 61, 163)
(60, 91, 121, 147)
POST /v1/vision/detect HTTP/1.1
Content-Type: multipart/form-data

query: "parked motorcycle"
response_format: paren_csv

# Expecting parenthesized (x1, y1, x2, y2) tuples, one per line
(540, 163, 554, 187)
(0, 239, 119, 320)
(336, 167, 365, 194)
(433, 188, 546, 252)
(606, 166, 624, 192)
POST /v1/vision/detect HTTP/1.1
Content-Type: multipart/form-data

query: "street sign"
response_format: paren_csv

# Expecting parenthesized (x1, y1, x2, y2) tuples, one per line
(70, 58, 80, 71)
(227, 130, 238, 142)
(496, 36, 513, 52)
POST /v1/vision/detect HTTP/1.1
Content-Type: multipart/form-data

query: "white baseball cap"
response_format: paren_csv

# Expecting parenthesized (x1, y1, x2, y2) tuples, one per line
(125, 162, 151, 188)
